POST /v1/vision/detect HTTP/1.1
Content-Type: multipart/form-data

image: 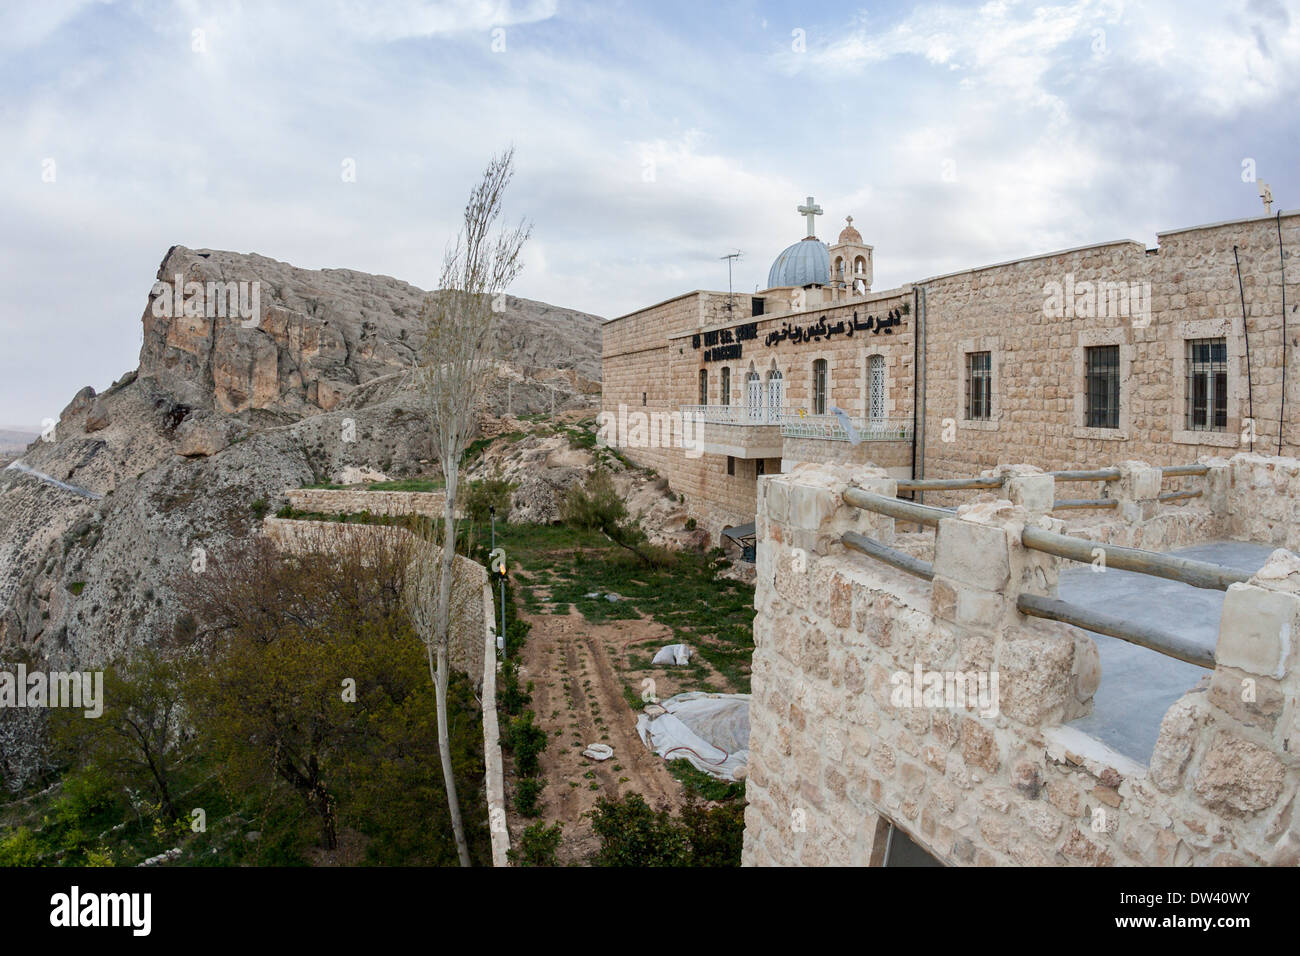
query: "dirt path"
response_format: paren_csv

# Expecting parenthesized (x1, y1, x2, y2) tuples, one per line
(506, 605, 686, 865)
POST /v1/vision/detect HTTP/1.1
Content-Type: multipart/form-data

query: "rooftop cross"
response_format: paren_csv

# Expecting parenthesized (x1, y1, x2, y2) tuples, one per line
(798, 195, 823, 238)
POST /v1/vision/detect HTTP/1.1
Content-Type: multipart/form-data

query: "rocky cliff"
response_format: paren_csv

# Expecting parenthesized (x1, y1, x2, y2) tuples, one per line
(0, 245, 603, 669)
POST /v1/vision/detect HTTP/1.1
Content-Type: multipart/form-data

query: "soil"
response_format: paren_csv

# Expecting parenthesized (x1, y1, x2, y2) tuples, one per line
(504, 604, 689, 865)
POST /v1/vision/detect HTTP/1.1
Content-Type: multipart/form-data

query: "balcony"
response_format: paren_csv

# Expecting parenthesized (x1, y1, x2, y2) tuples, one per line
(781, 414, 913, 443)
(680, 403, 795, 426)
(679, 404, 789, 459)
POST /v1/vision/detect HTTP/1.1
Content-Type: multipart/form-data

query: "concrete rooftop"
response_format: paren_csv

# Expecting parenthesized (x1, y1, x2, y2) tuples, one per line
(1061, 540, 1278, 763)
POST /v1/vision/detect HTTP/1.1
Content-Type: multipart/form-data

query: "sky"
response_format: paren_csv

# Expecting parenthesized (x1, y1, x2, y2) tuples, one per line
(1, 0, 1298, 428)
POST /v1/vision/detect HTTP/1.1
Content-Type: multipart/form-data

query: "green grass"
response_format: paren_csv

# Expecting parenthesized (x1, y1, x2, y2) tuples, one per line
(494, 523, 755, 692)
(668, 760, 746, 804)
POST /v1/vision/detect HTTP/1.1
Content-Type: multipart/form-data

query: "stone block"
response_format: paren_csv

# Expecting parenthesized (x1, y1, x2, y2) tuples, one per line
(1005, 473, 1055, 513)
(1216, 583, 1299, 679)
(933, 517, 1011, 592)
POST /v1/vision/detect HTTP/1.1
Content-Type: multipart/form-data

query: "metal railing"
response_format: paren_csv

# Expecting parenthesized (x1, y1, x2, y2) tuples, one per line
(679, 404, 795, 426)
(782, 414, 913, 443)
(839, 474, 1240, 669)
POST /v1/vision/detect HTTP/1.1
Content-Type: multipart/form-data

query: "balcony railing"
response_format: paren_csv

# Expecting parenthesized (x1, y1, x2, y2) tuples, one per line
(679, 404, 795, 426)
(680, 406, 914, 442)
(782, 414, 913, 443)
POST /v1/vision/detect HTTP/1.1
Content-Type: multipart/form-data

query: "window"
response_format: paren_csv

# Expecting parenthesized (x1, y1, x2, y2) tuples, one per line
(726, 455, 735, 476)
(1186, 338, 1228, 431)
(755, 459, 765, 477)
(699, 368, 708, 406)
(720, 367, 731, 405)
(751, 297, 765, 317)
(965, 351, 991, 421)
(868, 355, 887, 420)
(642, 392, 647, 407)
(812, 359, 828, 415)
(1086, 345, 1121, 429)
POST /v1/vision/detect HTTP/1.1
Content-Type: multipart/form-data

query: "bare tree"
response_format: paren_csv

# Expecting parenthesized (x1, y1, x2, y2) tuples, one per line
(413, 148, 530, 866)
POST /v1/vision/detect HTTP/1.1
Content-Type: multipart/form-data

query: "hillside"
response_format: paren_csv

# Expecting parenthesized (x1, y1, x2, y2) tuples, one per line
(0, 245, 603, 673)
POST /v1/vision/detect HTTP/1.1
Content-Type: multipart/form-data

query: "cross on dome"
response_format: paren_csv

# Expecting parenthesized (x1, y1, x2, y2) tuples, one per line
(797, 196, 822, 238)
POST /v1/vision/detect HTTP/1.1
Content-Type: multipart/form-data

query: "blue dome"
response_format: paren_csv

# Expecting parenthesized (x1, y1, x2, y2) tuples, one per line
(767, 238, 830, 288)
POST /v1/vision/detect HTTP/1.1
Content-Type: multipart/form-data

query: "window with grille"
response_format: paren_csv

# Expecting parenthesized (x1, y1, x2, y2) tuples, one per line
(720, 367, 731, 405)
(965, 351, 991, 421)
(699, 368, 708, 406)
(1085, 345, 1121, 429)
(813, 359, 828, 415)
(1186, 338, 1227, 431)
(868, 355, 886, 420)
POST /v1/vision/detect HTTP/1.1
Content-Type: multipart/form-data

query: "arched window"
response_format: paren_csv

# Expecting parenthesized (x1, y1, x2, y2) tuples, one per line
(854, 256, 866, 275)
(868, 354, 886, 420)
(720, 367, 731, 405)
(699, 368, 708, 406)
(812, 359, 828, 415)
(833, 256, 844, 278)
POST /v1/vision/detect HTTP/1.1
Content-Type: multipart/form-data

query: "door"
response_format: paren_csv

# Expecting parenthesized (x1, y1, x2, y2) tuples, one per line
(767, 370, 784, 424)
(747, 372, 763, 422)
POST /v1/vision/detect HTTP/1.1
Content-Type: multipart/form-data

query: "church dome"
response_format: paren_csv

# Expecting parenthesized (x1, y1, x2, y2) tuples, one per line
(767, 238, 830, 288)
(837, 215, 862, 244)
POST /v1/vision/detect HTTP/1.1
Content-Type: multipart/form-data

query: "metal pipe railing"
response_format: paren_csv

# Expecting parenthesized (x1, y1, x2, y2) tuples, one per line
(1051, 498, 1119, 510)
(895, 476, 1004, 491)
(843, 487, 954, 527)
(1158, 489, 1203, 503)
(1161, 464, 1210, 478)
(1017, 593, 1215, 669)
(842, 532, 934, 580)
(1021, 525, 1250, 591)
(1049, 468, 1121, 482)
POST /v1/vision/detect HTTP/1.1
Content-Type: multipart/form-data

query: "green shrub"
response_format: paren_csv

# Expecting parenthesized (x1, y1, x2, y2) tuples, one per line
(0, 828, 40, 867)
(463, 470, 515, 523)
(506, 710, 548, 778)
(588, 793, 745, 867)
(509, 821, 561, 867)
(514, 777, 545, 817)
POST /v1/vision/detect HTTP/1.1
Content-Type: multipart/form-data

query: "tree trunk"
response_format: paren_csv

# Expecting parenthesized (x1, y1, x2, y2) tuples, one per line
(432, 483, 472, 867)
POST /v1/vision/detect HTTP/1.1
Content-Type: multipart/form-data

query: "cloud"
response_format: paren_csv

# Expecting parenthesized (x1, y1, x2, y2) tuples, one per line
(0, 0, 1297, 425)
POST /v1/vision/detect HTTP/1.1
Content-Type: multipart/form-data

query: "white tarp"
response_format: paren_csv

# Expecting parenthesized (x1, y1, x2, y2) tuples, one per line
(636, 692, 751, 781)
(651, 643, 693, 666)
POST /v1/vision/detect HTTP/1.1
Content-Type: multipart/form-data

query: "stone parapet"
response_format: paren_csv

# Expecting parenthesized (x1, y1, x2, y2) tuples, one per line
(742, 459, 1300, 867)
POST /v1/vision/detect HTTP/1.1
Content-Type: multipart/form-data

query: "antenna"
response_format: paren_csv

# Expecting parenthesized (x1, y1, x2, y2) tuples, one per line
(721, 250, 742, 311)
(1260, 182, 1274, 214)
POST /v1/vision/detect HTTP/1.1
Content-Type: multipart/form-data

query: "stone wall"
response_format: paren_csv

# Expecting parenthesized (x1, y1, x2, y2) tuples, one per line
(918, 213, 1300, 479)
(286, 487, 446, 517)
(742, 458, 1300, 866)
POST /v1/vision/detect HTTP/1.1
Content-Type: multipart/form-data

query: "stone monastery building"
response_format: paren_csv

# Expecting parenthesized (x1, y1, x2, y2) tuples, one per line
(601, 199, 1299, 542)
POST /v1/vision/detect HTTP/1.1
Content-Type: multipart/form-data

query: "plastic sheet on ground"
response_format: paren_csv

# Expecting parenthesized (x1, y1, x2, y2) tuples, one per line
(651, 643, 693, 666)
(636, 692, 751, 781)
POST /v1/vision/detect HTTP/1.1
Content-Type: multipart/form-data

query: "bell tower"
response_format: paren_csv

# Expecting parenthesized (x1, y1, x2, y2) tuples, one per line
(829, 215, 873, 296)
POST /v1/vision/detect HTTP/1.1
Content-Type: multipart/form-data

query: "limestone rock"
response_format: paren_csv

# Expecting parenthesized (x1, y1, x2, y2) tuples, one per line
(1193, 730, 1286, 814)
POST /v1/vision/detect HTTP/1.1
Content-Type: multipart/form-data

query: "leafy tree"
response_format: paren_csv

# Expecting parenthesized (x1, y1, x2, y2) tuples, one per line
(53, 646, 192, 820)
